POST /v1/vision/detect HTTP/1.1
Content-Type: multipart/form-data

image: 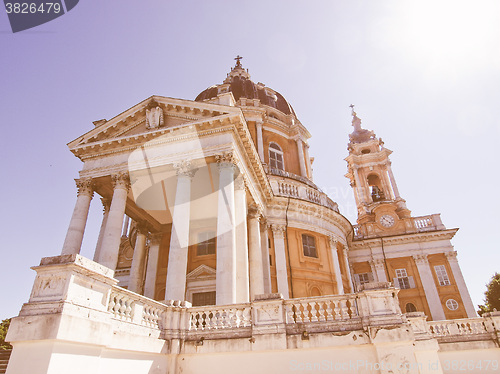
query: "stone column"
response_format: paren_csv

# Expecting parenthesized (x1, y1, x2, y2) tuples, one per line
(371, 258, 388, 282)
(234, 175, 250, 303)
(386, 161, 401, 199)
(329, 237, 344, 294)
(93, 198, 110, 262)
(342, 246, 354, 293)
(413, 254, 446, 320)
(255, 121, 264, 162)
(128, 225, 148, 294)
(296, 138, 307, 177)
(215, 152, 238, 305)
(165, 161, 196, 301)
(260, 219, 272, 294)
(122, 215, 130, 237)
(144, 233, 162, 299)
(99, 172, 130, 269)
(248, 206, 264, 299)
(353, 166, 367, 204)
(61, 178, 94, 256)
(304, 143, 313, 180)
(445, 251, 477, 317)
(271, 224, 289, 298)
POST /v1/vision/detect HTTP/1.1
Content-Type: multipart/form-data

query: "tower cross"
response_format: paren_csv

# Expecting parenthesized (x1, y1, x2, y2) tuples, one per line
(235, 55, 243, 67)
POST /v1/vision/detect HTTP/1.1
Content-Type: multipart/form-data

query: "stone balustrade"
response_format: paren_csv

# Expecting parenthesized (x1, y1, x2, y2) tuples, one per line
(189, 303, 252, 331)
(269, 175, 339, 212)
(284, 294, 359, 324)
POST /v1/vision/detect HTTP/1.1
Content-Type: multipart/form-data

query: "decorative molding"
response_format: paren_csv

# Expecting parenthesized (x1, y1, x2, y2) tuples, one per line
(173, 160, 197, 178)
(111, 172, 131, 191)
(145, 106, 164, 129)
(445, 251, 458, 262)
(328, 236, 338, 249)
(271, 224, 286, 239)
(234, 175, 246, 191)
(413, 254, 429, 265)
(75, 178, 94, 197)
(248, 205, 262, 220)
(100, 197, 111, 213)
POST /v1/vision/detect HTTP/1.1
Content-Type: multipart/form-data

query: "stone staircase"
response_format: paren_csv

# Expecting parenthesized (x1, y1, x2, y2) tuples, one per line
(0, 349, 12, 374)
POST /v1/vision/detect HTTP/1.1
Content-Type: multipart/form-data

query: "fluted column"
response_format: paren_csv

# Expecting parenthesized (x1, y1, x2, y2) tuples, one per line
(165, 161, 196, 301)
(255, 121, 264, 162)
(271, 224, 289, 298)
(234, 175, 250, 303)
(329, 237, 344, 294)
(93, 198, 111, 262)
(304, 143, 313, 180)
(99, 172, 130, 269)
(61, 178, 94, 256)
(248, 206, 264, 299)
(144, 233, 162, 299)
(413, 254, 446, 320)
(296, 138, 307, 177)
(128, 224, 148, 294)
(260, 219, 272, 293)
(215, 152, 238, 305)
(445, 251, 476, 317)
(342, 246, 354, 293)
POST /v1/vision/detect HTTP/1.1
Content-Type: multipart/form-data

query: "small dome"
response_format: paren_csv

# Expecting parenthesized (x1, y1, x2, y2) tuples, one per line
(195, 58, 296, 116)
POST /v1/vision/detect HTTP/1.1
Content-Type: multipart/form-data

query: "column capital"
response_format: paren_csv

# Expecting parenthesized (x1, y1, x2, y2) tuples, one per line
(271, 224, 286, 238)
(328, 236, 339, 249)
(370, 258, 385, 268)
(173, 160, 197, 178)
(215, 151, 238, 171)
(413, 254, 429, 265)
(111, 172, 131, 191)
(75, 178, 94, 197)
(248, 204, 262, 220)
(260, 217, 269, 230)
(234, 175, 246, 191)
(148, 232, 163, 244)
(445, 251, 458, 262)
(100, 197, 111, 213)
(135, 222, 149, 236)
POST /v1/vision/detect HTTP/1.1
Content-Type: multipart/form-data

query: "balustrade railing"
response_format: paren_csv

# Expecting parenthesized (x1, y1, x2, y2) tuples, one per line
(284, 295, 359, 324)
(108, 286, 165, 329)
(188, 304, 252, 331)
(428, 318, 491, 338)
(272, 177, 339, 212)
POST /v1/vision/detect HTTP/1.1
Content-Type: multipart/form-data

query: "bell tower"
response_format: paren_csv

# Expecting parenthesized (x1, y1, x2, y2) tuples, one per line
(345, 106, 411, 237)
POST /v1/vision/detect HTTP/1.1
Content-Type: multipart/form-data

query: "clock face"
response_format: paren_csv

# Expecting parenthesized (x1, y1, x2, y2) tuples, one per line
(380, 214, 395, 228)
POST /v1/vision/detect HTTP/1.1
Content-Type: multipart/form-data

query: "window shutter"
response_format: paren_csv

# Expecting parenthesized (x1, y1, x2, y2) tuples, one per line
(393, 278, 400, 288)
(408, 276, 416, 289)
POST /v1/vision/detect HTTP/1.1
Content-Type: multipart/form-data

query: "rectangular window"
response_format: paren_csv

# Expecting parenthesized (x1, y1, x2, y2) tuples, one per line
(192, 291, 216, 306)
(302, 234, 317, 258)
(358, 273, 371, 284)
(196, 231, 216, 256)
(434, 265, 451, 286)
(394, 268, 415, 289)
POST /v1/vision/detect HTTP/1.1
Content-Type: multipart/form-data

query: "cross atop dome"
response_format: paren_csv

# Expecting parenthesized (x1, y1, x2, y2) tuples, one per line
(234, 55, 243, 67)
(348, 104, 376, 144)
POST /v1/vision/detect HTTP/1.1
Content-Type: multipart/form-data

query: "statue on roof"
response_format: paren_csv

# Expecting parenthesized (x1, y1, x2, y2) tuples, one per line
(348, 105, 376, 144)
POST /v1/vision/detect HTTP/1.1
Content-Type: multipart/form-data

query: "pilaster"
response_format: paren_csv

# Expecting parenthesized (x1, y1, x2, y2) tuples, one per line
(413, 254, 446, 321)
(271, 224, 289, 298)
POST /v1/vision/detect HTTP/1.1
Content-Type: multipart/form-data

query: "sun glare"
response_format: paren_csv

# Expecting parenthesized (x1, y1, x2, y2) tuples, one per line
(390, 1, 500, 73)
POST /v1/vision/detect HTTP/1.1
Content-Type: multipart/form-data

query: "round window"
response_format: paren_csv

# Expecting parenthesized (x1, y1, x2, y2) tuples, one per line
(446, 299, 459, 311)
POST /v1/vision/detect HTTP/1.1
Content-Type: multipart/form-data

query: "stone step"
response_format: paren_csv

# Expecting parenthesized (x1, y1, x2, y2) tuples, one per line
(0, 349, 12, 374)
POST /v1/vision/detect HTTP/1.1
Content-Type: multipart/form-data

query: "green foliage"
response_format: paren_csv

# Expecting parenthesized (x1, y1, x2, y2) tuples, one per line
(0, 318, 12, 350)
(477, 273, 500, 316)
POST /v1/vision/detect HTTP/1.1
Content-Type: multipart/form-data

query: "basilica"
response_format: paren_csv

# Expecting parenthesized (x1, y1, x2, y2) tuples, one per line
(5, 59, 500, 374)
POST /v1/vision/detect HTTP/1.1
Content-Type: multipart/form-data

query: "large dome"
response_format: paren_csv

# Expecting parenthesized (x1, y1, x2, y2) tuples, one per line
(195, 59, 296, 116)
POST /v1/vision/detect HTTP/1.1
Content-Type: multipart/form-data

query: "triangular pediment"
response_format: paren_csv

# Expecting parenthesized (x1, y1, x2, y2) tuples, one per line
(68, 95, 240, 151)
(186, 264, 216, 280)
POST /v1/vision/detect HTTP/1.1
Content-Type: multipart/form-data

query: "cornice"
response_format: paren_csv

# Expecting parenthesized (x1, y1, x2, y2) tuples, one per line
(350, 228, 459, 249)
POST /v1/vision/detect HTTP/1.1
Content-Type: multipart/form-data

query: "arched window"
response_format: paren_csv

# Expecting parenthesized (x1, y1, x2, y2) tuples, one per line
(310, 287, 322, 297)
(269, 143, 284, 171)
(405, 303, 417, 313)
(367, 174, 385, 202)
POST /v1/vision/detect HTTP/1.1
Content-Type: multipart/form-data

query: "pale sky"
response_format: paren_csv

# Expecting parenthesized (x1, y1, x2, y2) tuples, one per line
(1, 0, 499, 320)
